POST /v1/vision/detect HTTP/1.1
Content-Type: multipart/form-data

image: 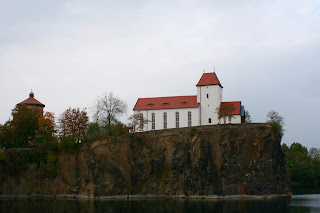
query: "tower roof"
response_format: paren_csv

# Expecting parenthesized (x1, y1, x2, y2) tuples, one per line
(196, 72, 223, 87)
(18, 92, 45, 108)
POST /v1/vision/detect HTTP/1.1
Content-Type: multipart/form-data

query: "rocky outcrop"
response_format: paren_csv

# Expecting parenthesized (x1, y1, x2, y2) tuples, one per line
(0, 124, 291, 198)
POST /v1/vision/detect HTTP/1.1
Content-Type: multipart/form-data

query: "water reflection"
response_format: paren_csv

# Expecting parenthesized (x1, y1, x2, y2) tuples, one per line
(0, 195, 319, 213)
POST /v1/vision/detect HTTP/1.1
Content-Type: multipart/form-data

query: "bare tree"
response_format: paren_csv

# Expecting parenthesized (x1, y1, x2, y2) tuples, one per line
(215, 103, 236, 124)
(93, 92, 127, 136)
(309, 148, 320, 159)
(266, 110, 284, 125)
(245, 110, 252, 123)
(127, 112, 149, 133)
(266, 110, 285, 137)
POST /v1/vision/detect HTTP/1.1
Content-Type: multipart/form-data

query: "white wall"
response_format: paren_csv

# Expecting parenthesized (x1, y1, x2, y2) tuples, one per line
(197, 85, 222, 125)
(135, 107, 200, 131)
(218, 115, 241, 124)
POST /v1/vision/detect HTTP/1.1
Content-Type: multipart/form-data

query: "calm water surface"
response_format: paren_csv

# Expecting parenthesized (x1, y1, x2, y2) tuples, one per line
(1, 195, 320, 213)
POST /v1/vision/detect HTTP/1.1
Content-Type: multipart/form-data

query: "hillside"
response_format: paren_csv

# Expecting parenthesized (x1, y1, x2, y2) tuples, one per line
(0, 124, 291, 198)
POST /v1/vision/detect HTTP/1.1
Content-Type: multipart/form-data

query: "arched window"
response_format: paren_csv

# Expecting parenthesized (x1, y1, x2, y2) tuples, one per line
(163, 112, 167, 129)
(208, 118, 211, 123)
(176, 112, 179, 128)
(188, 112, 192, 127)
(139, 113, 144, 130)
(151, 113, 155, 130)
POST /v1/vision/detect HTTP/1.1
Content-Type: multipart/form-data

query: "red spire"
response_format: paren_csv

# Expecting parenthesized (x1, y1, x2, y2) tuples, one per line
(196, 72, 222, 87)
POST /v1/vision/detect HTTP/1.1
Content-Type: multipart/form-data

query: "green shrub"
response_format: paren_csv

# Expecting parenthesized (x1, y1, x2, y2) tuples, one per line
(58, 135, 77, 154)
(28, 147, 47, 167)
(0, 147, 6, 162)
(269, 121, 284, 137)
(86, 123, 102, 142)
(191, 127, 198, 132)
(46, 152, 58, 177)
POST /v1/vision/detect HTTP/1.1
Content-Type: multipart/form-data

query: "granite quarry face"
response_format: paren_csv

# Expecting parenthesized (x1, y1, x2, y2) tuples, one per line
(0, 124, 291, 198)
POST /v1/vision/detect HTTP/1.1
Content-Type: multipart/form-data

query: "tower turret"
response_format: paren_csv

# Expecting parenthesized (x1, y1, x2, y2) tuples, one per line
(196, 72, 223, 125)
(18, 91, 45, 114)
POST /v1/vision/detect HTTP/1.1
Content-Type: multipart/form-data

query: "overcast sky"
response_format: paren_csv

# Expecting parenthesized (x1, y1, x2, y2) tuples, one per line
(1, 0, 319, 148)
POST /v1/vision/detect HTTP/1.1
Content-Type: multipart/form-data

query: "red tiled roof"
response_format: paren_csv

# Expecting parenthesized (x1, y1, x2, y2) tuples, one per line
(133, 96, 199, 110)
(220, 101, 241, 115)
(18, 97, 45, 107)
(196, 72, 223, 87)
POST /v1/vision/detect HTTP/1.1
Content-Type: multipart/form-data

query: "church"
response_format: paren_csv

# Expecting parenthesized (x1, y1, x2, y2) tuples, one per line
(133, 72, 245, 131)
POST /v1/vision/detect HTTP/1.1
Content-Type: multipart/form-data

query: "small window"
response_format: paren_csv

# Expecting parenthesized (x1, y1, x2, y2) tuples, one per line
(152, 113, 155, 129)
(163, 112, 167, 129)
(188, 112, 192, 127)
(229, 116, 232, 122)
(176, 112, 179, 128)
(208, 118, 211, 123)
(180, 102, 187, 104)
(163, 102, 169, 105)
(207, 94, 209, 98)
(147, 103, 154, 106)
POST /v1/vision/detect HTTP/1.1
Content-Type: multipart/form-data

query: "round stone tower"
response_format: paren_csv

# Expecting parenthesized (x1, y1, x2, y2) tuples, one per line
(17, 91, 45, 114)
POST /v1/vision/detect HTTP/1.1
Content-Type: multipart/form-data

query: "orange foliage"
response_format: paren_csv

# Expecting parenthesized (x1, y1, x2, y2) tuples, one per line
(58, 107, 88, 139)
(38, 112, 56, 136)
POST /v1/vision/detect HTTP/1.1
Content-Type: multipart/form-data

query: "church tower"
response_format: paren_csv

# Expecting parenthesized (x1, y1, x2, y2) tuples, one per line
(196, 72, 223, 125)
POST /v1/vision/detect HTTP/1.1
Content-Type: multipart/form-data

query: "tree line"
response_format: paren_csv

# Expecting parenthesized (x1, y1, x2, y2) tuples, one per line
(0, 92, 134, 150)
(282, 143, 320, 186)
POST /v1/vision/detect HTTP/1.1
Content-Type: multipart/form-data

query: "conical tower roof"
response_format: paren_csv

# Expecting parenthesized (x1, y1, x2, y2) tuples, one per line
(196, 72, 223, 88)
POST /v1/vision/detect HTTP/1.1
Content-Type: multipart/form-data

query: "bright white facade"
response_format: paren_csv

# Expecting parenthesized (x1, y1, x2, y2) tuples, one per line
(133, 72, 244, 131)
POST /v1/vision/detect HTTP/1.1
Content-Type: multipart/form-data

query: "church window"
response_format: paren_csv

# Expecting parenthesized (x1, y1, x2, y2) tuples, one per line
(229, 116, 232, 122)
(188, 112, 192, 127)
(151, 113, 155, 129)
(207, 94, 209, 98)
(163, 112, 167, 129)
(208, 118, 212, 123)
(176, 112, 179, 128)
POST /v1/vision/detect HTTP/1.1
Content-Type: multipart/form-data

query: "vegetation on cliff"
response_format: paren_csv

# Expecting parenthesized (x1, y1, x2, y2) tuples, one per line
(266, 110, 285, 138)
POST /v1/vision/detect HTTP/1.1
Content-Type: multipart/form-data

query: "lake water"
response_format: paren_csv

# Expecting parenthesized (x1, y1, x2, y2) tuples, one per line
(1, 194, 320, 213)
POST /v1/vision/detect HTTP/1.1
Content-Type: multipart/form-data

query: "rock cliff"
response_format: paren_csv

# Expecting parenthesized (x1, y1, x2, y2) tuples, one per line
(0, 124, 291, 198)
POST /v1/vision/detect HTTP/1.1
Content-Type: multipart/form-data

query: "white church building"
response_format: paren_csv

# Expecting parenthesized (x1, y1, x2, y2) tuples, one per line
(133, 72, 245, 131)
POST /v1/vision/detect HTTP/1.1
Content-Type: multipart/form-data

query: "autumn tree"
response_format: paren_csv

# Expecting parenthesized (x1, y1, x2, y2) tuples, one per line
(92, 92, 127, 136)
(266, 110, 284, 137)
(58, 107, 89, 142)
(38, 112, 56, 137)
(215, 103, 236, 124)
(128, 112, 149, 133)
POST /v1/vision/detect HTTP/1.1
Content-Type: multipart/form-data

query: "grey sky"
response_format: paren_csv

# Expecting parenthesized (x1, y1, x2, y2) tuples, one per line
(1, 0, 319, 148)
